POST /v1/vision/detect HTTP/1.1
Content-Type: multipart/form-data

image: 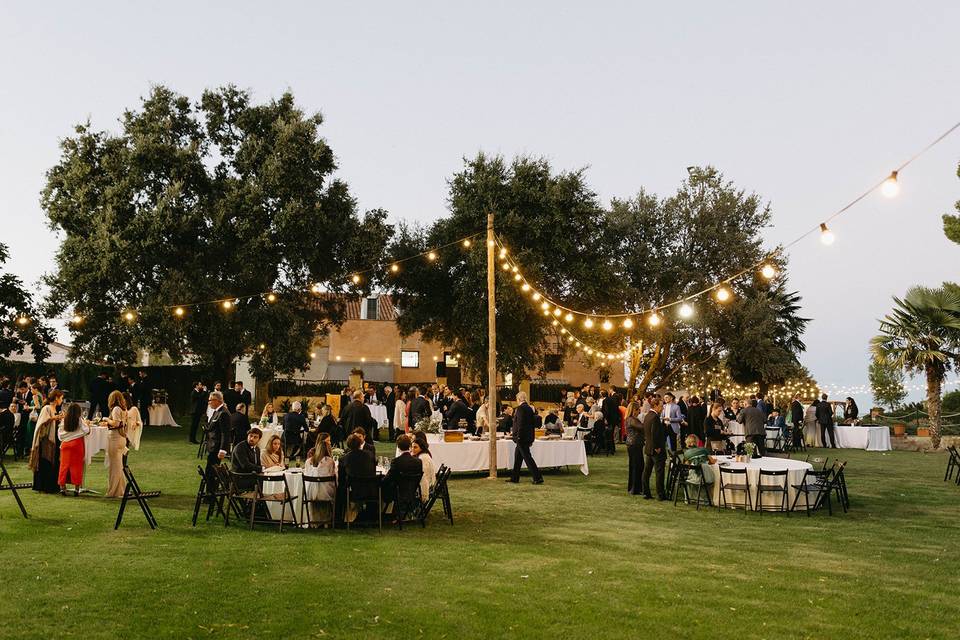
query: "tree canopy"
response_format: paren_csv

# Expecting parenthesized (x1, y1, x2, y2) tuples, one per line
(0, 243, 54, 363)
(42, 85, 391, 378)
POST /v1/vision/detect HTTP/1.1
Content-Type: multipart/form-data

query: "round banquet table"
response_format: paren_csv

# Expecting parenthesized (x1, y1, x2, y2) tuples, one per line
(148, 403, 179, 427)
(260, 463, 386, 522)
(705, 455, 813, 510)
(367, 404, 388, 428)
(396, 438, 589, 475)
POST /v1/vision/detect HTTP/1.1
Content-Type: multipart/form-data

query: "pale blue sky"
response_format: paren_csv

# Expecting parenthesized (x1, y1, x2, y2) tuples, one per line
(1, 1, 958, 404)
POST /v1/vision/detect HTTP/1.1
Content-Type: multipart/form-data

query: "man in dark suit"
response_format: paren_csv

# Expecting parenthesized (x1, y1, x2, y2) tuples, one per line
(189, 381, 209, 444)
(790, 394, 805, 448)
(686, 396, 708, 443)
(338, 388, 351, 420)
(602, 388, 622, 442)
(382, 434, 423, 509)
(816, 394, 837, 448)
(738, 398, 767, 456)
(230, 427, 263, 492)
(283, 401, 308, 459)
(445, 392, 476, 434)
(407, 386, 431, 430)
(223, 381, 241, 417)
(341, 391, 375, 440)
(337, 432, 378, 524)
(230, 403, 250, 446)
(234, 381, 252, 418)
(497, 405, 514, 433)
(87, 371, 110, 419)
(136, 370, 153, 428)
(508, 392, 543, 484)
(204, 391, 233, 490)
(641, 395, 667, 499)
(383, 385, 397, 440)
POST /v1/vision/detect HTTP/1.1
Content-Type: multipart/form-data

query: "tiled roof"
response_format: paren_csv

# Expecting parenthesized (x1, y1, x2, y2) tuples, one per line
(312, 293, 398, 321)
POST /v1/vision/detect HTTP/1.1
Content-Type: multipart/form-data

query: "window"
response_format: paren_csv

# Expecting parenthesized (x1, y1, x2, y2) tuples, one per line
(544, 353, 564, 372)
(360, 297, 378, 320)
(401, 350, 419, 368)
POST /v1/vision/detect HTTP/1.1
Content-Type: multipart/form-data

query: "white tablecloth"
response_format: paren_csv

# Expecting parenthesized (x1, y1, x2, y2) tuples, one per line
(83, 426, 111, 465)
(833, 425, 892, 451)
(261, 469, 305, 522)
(148, 404, 179, 427)
(256, 426, 285, 450)
(368, 404, 388, 427)
(398, 439, 589, 475)
(705, 455, 812, 510)
(726, 421, 745, 445)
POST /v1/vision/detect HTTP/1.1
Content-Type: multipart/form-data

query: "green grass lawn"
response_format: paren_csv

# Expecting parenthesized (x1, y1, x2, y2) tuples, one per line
(2, 427, 959, 640)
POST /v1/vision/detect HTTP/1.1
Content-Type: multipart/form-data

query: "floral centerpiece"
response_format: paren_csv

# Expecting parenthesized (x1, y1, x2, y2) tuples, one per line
(331, 447, 345, 461)
(417, 416, 440, 434)
(743, 442, 756, 459)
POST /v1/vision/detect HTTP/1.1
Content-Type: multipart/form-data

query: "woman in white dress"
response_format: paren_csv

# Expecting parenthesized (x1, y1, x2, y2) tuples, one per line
(803, 400, 819, 447)
(411, 433, 436, 503)
(476, 401, 489, 435)
(393, 391, 407, 436)
(303, 434, 336, 524)
(123, 392, 143, 451)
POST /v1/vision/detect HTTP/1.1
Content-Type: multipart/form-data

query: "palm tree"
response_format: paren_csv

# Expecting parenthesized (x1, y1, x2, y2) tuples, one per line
(871, 286, 960, 449)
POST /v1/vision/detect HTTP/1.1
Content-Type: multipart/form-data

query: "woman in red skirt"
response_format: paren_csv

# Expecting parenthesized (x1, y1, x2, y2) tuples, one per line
(57, 403, 90, 496)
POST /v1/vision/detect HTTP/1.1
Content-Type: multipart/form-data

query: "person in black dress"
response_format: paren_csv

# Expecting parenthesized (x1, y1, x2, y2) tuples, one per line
(625, 402, 645, 495)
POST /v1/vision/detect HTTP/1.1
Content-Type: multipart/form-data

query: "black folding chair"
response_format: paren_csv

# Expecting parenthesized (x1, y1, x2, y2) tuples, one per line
(418, 464, 454, 525)
(218, 467, 257, 525)
(192, 465, 229, 526)
(251, 473, 298, 532)
(345, 473, 382, 533)
(666, 451, 683, 498)
(114, 465, 160, 530)
(301, 474, 337, 528)
(945, 446, 959, 483)
(0, 454, 29, 518)
(673, 463, 712, 510)
(833, 461, 850, 512)
(756, 468, 789, 515)
(790, 465, 835, 516)
(388, 471, 423, 530)
(718, 466, 753, 512)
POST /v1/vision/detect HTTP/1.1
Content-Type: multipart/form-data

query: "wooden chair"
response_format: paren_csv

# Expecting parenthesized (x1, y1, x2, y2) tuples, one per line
(251, 473, 298, 532)
(718, 466, 753, 512)
(756, 468, 789, 515)
(345, 472, 382, 533)
(388, 471, 423, 530)
(300, 474, 336, 528)
(114, 465, 160, 530)
(944, 446, 959, 483)
(790, 465, 835, 516)
(0, 455, 29, 519)
(192, 465, 229, 526)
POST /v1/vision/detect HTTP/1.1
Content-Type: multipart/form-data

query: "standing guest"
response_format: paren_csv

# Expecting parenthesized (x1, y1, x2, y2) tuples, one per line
(677, 395, 689, 421)
(57, 403, 90, 496)
(203, 391, 232, 490)
(283, 401, 307, 459)
(844, 397, 859, 423)
(738, 398, 766, 457)
(123, 392, 144, 453)
(0, 402, 19, 457)
(231, 403, 250, 445)
(816, 394, 837, 448)
(0, 379, 13, 409)
(87, 371, 110, 419)
(411, 433, 436, 502)
(234, 381, 252, 418)
(408, 386, 431, 431)
(103, 390, 129, 497)
(444, 392, 476, 434)
(261, 434, 285, 469)
(704, 401, 732, 451)
(686, 396, 707, 443)
(223, 381, 241, 418)
(12, 382, 30, 458)
(189, 381, 209, 444)
(230, 427, 263, 492)
(392, 391, 407, 437)
(625, 402, 645, 496)
(790, 394, 805, 448)
(47, 375, 60, 396)
(338, 387, 351, 420)
(661, 392, 685, 451)
(136, 370, 152, 429)
(804, 399, 819, 446)
(507, 392, 543, 485)
(602, 388, 622, 443)
(641, 395, 667, 500)
(315, 404, 341, 446)
(724, 398, 740, 422)
(341, 391, 375, 440)
(29, 389, 65, 493)
(383, 385, 397, 441)
(25, 384, 44, 456)
(429, 384, 443, 414)
(756, 393, 769, 417)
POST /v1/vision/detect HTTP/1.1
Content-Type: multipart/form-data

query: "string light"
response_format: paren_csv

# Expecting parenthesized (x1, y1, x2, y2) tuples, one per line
(351, 274, 361, 284)
(760, 264, 777, 280)
(514, 273, 522, 281)
(390, 263, 399, 273)
(174, 307, 185, 318)
(532, 292, 541, 302)
(463, 239, 472, 248)
(499, 247, 507, 259)
(16, 316, 29, 326)
(501, 262, 511, 271)
(564, 313, 574, 323)
(427, 252, 437, 262)
(521, 283, 530, 292)
(715, 287, 732, 303)
(622, 317, 634, 329)
(70, 314, 83, 325)
(123, 311, 135, 322)
(552, 308, 562, 317)
(678, 303, 694, 319)
(648, 312, 662, 328)
(266, 293, 277, 303)
(819, 223, 835, 245)
(222, 300, 233, 310)
(258, 343, 266, 350)
(583, 318, 594, 329)
(311, 283, 322, 293)
(881, 171, 900, 198)
(601, 319, 613, 331)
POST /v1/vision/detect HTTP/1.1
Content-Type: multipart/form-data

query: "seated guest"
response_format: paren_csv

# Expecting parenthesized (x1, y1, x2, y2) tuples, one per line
(412, 431, 436, 502)
(496, 405, 514, 433)
(303, 434, 336, 524)
(575, 404, 590, 430)
(231, 403, 250, 445)
(231, 427, 263, 491)
(259, 403, 277, 426)
(562, 397, 576, 426)
(260, 433, 285, 469)
(543, 406, 563, 434)
(769, 409, 788, 442)
(315, 404, 341, 445)
(682, 434, 717, 484)
(57, 403, 89, 496)
(383, 434, 423, 511)
(282, 401, 307, 458)
(337, 433, 377, 523)
(352, 426, 376, 455)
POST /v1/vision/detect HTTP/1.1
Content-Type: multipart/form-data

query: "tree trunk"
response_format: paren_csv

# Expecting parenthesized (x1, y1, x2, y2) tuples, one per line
(925, 363, 943, 450)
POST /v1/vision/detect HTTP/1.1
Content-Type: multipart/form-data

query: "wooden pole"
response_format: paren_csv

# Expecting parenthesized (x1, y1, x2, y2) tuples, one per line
(487, 212, 498, 479)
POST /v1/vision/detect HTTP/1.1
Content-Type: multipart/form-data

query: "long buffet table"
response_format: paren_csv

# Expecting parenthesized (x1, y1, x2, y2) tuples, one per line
(405, 438, 589, 475)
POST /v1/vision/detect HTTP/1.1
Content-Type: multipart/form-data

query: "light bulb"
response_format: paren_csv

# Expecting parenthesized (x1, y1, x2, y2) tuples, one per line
(385, 357, 391, 363)
(499, 248, 507, 258)
(427, 252, 437, 261)
(564, 313, 574, 323)
(266, 292, 277, 302)
(501, 262, 510, 271)
(601, 319, 613, 331)
(553, 308, 562, 317)
(487, 239, 494, 247)
(174, 307, 185, 317)
(511, 265, 518, 273)
(71, 314, 83, 324)
(584, 318, 594, 329)
(760, 264, 777, 280)
(463, 239, 471, 248)
(222, 300, 233, 310)
(551, 319, 559, 326)
(560, 327, 567, 334)
(532, 292, 541, 301)
(622, 317, 634, 329)
(521, 283, 530, 292)
(124, 311, 135, 322)
(336, 355, 342, 361)
(311, 283, 322, 293)
(647, 313, 662, 327)
(715, 287, 731, 303)
(679, 303, 694, 319)
(567, 335, 574, 342)
(16, 316, 29, 326)
(258, 343, 266, 350)
(360, 357, 366, 362)
(352, 274, 361, 284)
(881, 171, 899, 198)
(540, 301, 550, 310)
(310, 352, 316, 358)
(514, 273, 522, 281)
(819, 223, 835, 245)
(390, 263, 399, 273)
